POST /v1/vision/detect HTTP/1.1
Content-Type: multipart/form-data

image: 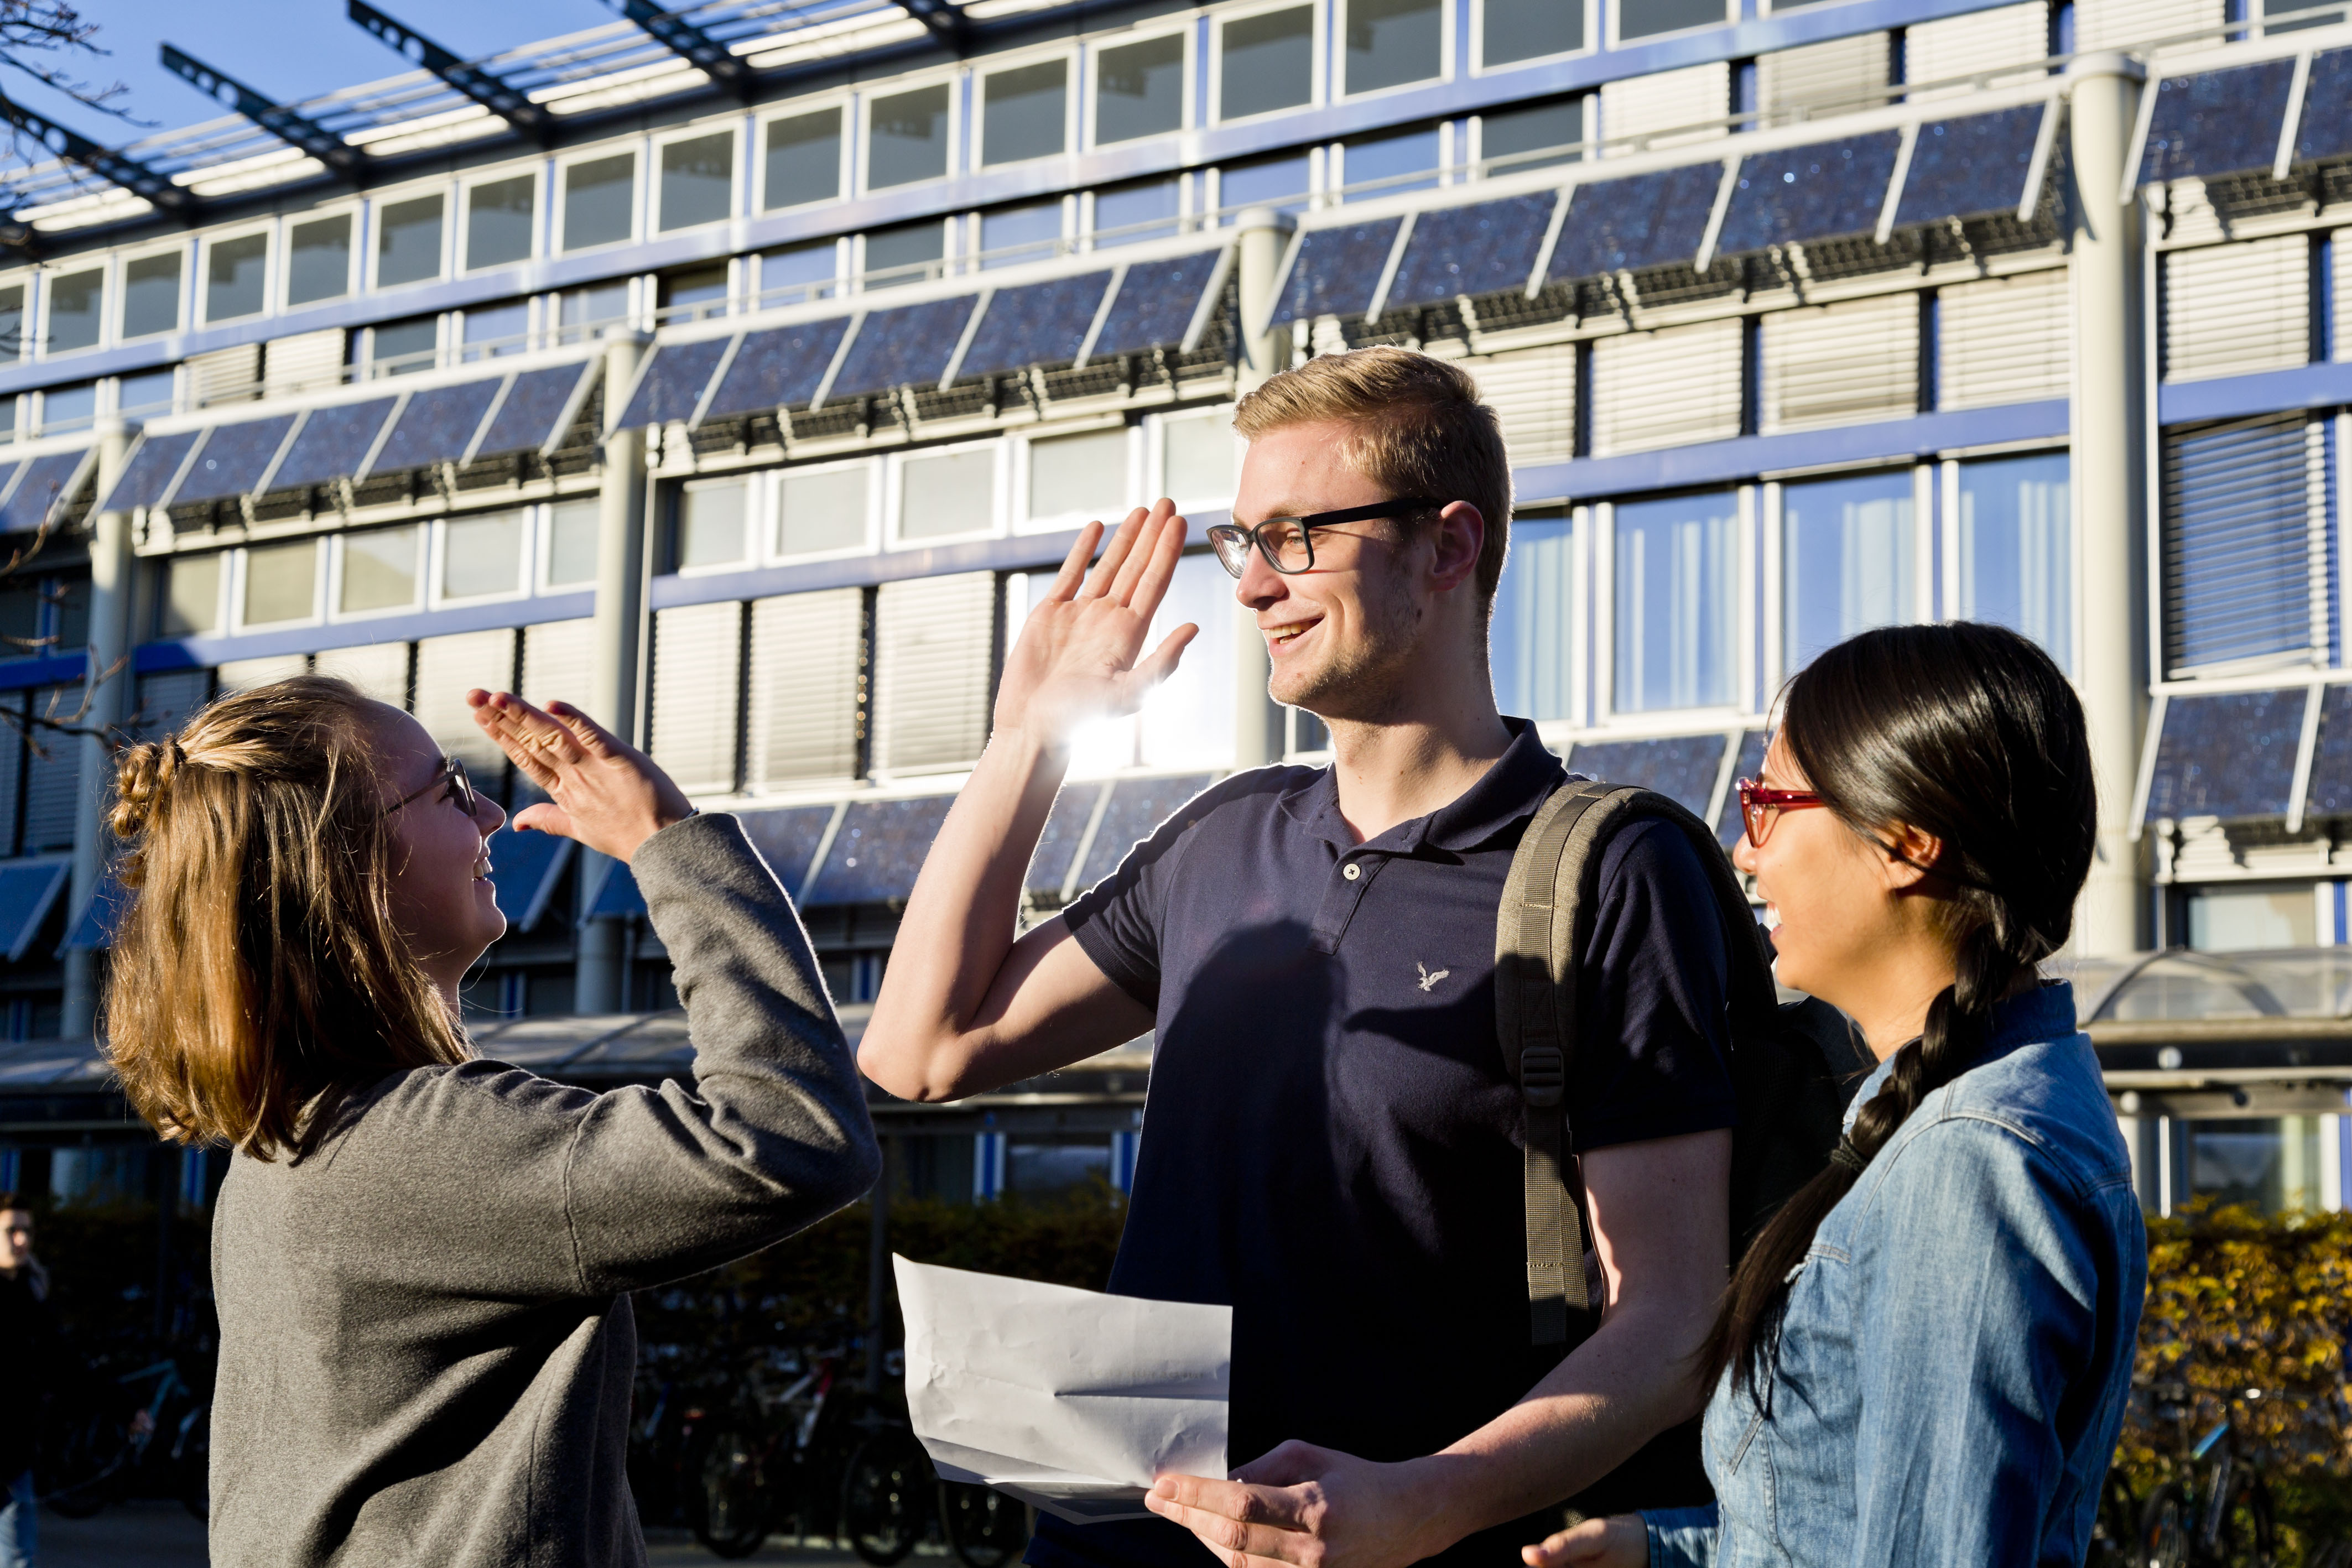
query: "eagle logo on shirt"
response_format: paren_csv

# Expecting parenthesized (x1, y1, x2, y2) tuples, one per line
(1416, 961, 1450, 992)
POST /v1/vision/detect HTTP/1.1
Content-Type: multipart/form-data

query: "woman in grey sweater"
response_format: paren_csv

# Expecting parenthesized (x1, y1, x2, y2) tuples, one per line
(103, 674, 880, 1567)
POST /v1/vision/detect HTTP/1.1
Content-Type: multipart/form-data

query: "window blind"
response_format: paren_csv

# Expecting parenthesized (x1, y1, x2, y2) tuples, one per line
(2162, 413, 2332, 674)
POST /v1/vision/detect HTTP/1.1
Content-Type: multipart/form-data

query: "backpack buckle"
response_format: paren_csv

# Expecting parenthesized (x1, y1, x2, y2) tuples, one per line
(1520, 1045, 1564, 1108)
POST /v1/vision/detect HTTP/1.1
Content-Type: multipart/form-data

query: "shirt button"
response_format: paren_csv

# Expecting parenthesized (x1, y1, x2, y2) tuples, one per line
(1342, 863, 1361, 881)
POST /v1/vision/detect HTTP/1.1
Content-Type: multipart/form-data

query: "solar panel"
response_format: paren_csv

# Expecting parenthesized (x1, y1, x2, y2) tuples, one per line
(701, 317, 852, 421)
(1027, 784, 1102, 895)
(266, 397, 397, 492)
(0, 450, 88, 533)
(955, 273, 1113, 382)
(2293, 48, 2352, 165)
(824, 298, 979, 403)
(2138, 58, 2297, 186)
(1715, 131, 1904, 258)
(1383, 193, 1559, 312)
(0, 860, 66, 963)
(738, 804, 841, 892)
(580, 859, 646, 922)
(476, 363, 593, 460)
(618, 337, 731, 429)
(2143, 687, 2307, 822)
(1893, 106, 2046, 229)
(369, 378, 503, 475)
(98, 430, 199, 514)
(486, 826, 574, 932)
(1269, 217, 1403, 326)
(1548, 164, 1724, 281)
(1715, 729, 1767, 847)
(804, 795, 955, 905)
(2307, 684, 2352, 818)
(1566, 734, 1725, 817)
(174, 414, 298, 505)
(1076, 773, 1215, 888)
(59, 867, 127, 954)
(1087, 249, 1224, 362)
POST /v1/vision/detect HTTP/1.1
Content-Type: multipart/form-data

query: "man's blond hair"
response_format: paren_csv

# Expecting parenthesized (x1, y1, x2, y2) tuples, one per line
(1231, 346, 1513, 603)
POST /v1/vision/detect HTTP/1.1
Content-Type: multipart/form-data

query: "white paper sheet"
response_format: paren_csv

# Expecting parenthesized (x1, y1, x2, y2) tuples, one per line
(895, 1255, 1232, 1525)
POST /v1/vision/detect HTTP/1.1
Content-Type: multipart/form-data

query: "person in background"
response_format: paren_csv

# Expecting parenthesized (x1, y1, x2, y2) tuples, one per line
(100, 675, 880, 1568)
(1526, 622, 2147, 1568)
(0, 1194, 56, 1568)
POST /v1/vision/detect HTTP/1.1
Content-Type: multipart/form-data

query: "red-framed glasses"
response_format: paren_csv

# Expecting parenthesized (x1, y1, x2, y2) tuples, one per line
(1735, 777, 1827, 848)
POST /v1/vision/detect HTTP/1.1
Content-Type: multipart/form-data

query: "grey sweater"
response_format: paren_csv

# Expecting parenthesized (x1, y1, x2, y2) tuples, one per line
(207, 813, 881, 1568)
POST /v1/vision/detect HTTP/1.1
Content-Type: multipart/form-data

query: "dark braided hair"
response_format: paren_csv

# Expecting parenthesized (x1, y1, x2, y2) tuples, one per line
(1698, 621, 2096, 1404)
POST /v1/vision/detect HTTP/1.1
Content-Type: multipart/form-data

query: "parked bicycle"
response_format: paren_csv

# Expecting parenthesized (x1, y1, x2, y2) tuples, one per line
(38, 1356, 210, 1522)
(684, 1338, 873, 1558)
(2131, 1380, 2277, 1568)
(839, 1406, 1030, 1568)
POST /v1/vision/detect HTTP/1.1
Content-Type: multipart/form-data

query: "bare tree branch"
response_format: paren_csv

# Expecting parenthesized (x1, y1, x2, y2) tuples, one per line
(0, 1, 144, 122)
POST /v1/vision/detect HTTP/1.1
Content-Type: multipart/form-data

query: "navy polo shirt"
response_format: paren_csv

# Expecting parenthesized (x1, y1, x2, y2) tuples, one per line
(1029, 721, 1737, 1568)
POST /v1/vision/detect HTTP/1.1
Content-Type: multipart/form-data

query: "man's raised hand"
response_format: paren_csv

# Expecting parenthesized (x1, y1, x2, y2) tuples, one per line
(992, 499, 1196, 748)
(467, 690, 693, 863)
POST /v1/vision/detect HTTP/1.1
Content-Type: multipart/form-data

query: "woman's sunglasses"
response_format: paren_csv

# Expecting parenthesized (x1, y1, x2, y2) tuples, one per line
(386, 757, 479, 819)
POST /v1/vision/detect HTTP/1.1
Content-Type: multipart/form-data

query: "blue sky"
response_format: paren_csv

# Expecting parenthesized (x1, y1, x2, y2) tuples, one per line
(18, 1, 617, 149)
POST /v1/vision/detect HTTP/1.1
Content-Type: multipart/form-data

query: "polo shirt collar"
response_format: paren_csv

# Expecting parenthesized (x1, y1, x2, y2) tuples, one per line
(1276, 717, 1564, 854)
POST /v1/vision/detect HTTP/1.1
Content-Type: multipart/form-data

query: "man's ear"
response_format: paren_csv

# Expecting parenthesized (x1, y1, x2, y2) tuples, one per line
(1429, 502, 1485, 593)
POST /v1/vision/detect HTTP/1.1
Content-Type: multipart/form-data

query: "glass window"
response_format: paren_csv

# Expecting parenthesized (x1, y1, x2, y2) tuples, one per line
(548, 498, 601, 586)
(981, 202, 1063, 269)
(1346, 0, 1442, 93)
(563, 154, 637, 251)
(118, 368, 175, 416)
(287, 213, 352, 305)
(121, 253, 183, 339)
(341, 527, 419, 613)
(1096, 33, 1184, 144)
(1955, 452, 2071, 672)
(2264, 0, 2343, 32)
(2184, 882, 2315, 952)
(376, 195, 445, 287)
(1492, 512, 1573, 720)
(1482, 97, 1584, 173)
(864, 221, 945, 288)
(759, 241, 837, 308)
(1221, 7, 1314, 119)
(40, 383, 94, 434)
(1163, 415, 1236, 502)
(984, 60, 1068, 165)
(659, 266, 729, 323)
(560, 283, 631, 341)
(466, 174, 535, 269)
(868, 84, 951, 190)
(1341, 125, 1441, 199)
(778, 465, 870, 556)
(677, 478, 748, 569)
(371, 316, 439, 376)
(243, 538, 319, 626)
(2186, 1117, 2323, 1212)
(460, 300, 528, 361)
(1138, 551, 1239, 769)
(1619, 0, 1726, 40)
(0, 398, 13, 440)
(162, 553, 222, 635)
(443, 510, 523, 599)
(764, 108, 842, 210)
(1614, 492, 1737, 713)
(206, 233, 269, 322)
(45, 268, 103, 353)
(1484, 0, 1584, 62)
(1029, 429, 1129, 521)
(659, 132, 735, 232)
(900, 448, 996, 539)
(1219, 153, 1312, 216)
(1093, 178, 1180, 246)
(1782, 471, 1914, 674)
(0, 285, 20, 361)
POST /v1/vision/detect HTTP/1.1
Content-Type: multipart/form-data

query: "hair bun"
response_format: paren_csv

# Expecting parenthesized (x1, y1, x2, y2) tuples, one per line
(111, 737, 185, 840)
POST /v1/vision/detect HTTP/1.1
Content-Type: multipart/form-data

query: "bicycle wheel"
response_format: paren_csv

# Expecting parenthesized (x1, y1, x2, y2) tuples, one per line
(2216, 1472, 2277, 1568)
(37, 1406, 127, 1520)
(942, 1481, 1031, 1568)
(2088, 1472, 2138, 1567)
(841, 1431, 929, 1566)
(2138, 1482, 2193, 1568)
(686, 1421, 773, 1560)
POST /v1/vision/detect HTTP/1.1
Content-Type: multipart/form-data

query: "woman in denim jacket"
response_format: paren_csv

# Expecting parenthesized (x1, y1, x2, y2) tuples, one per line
(1529, 622, 2147, 1568)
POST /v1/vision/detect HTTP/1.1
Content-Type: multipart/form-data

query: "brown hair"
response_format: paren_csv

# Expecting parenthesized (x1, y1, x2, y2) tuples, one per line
(1231, 346, 1514, 603)
(103, 675, 470, 1160)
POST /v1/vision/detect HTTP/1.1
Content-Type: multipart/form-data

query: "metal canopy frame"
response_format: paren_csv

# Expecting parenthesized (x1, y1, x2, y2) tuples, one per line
(347, 0, 555, 143)
(606, 0, 751, 97)
(0, 91, 192, 213)
(891, 0, 967, 50)
(159, 45, 365, 177)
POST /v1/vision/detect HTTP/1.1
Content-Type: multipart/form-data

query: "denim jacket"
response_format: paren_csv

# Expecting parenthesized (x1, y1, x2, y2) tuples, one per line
(1646, 982, 2146, 1567)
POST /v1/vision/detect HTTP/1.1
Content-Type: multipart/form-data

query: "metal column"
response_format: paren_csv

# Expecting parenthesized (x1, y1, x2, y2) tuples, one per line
(575, 329, 652, 1015)
(2066, 54, 2151, 958)
(1230, 206, 1293, 770)
(61, 418, 133, 1039)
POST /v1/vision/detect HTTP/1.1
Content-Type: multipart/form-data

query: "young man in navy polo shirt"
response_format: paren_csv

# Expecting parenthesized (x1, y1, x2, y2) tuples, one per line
(862, 346, 1736, 1568)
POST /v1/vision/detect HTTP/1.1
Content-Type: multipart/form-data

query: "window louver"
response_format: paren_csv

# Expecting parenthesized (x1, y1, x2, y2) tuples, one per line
(2162, 413, 2333, 675)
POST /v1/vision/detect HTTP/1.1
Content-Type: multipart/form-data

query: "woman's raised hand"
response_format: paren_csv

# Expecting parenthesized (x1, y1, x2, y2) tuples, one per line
(992, 499, 1196, 749)
(467, 690, 694, 863)
(1521, 1515, 1646, 1568)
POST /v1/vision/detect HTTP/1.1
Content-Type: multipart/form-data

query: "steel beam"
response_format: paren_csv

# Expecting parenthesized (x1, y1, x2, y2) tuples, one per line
(605, 2, 752, 98)
(160, 45, 364, 177)
(0, 93, 192, 213)
(891, 0, 967, 50)
(347, 1, 553, 143)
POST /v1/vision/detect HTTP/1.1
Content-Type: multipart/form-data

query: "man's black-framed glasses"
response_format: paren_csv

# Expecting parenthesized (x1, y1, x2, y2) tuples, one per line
(387, 756, 478, 819)
(1205, 498, 1446, 578)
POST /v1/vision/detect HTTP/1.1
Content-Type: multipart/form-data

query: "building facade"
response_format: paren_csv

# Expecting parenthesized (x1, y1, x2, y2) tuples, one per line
(0, 0, 2345, 1217)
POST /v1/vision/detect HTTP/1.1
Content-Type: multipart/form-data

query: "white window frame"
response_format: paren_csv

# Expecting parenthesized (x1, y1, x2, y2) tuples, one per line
(115, 239, 190, 343)
(751, 237, 849, 310)
(852, 218, 955, 290)
(459, 164, 544, 273)
(653, 121, 745, 235)
(280, 201, 363, 311)
(1147, 407, 1241, 513)
(1209, 0, 1325, 126)
(537, 496, 606, 594)
(367, 181, 455, 292)
(327, 524, 427, 622)
(554, 142, 648, 256)
(1013, 418, 1141, 534)
(1084, 23, 1195, 150)
(766, 456, 883, 564)
(1762, 462, 1930, 689)
(887, 437, 1005, 549)
(674, 472, 761, 577)
(0, 268, 31, 367)
(1338, 0, 1452, 100)
(162, 549, 230, 638)
(1609, 0, 1737, 49)
(362, 313, 449, 378)
(197, 223, 275, 327)
(756, 97, 854, 213)
(975, 46, 1080, 170)
(37, 260, 109, 360)
(431, 507, 535, 608)
(860, 70, 964, 197)
(1468, 0, 1596, 75)
(1588, 487, 1757, 728)
(231, 536, 328, 634)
